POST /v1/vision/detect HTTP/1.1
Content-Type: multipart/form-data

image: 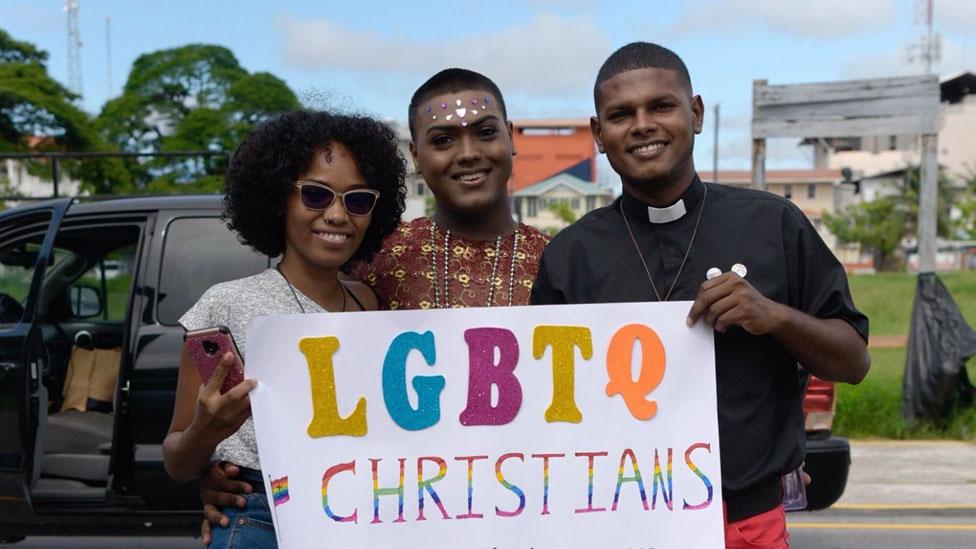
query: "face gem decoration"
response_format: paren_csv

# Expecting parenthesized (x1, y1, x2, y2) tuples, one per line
(427, 97, 491, 127)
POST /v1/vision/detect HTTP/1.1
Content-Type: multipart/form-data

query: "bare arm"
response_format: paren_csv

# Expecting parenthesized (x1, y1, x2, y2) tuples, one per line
(686, 273, 870, 385)
(162, 347, 256, 483)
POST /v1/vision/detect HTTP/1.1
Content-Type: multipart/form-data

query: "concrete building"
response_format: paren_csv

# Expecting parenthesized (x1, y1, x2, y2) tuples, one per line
(511, 119, 596, 191)
(715, 169, 862, 266)
(804, 71, 976, 182)
(514, 173, 613, 234)
(2, 159, 81, 205)
(392, 122, 428, 221)
(1, 137, 81, 205)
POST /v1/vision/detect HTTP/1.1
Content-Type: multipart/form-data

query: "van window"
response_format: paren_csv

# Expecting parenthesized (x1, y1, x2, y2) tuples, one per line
(72, 244, 137, 321)
(0, 210, 56, 326)
(157, 217, 270, 325)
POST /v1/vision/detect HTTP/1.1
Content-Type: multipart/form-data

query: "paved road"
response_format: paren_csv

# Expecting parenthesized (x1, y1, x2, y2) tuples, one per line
(13, 537, 199, 548)
(13, 441, 976, 548)
(787, 440, 976, 548)
(789, 507, 976, 548)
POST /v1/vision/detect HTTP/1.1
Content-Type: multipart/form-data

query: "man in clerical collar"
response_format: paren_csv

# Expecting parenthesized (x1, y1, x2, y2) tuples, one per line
(531, 42, 870, 548)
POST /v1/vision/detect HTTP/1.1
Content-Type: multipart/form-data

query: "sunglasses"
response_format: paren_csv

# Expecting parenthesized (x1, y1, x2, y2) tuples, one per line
(294, 180, 380, 216)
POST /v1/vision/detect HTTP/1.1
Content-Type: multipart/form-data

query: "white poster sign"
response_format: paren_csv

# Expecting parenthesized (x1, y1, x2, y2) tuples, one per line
(247, 302, 723, 548)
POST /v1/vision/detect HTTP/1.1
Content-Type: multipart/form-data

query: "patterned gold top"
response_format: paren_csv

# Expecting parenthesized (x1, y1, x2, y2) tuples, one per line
(353, 217, 549, 309)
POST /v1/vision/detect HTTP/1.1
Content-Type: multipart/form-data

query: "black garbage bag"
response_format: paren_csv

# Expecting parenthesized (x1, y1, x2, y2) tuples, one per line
(902, 272, 976, 421)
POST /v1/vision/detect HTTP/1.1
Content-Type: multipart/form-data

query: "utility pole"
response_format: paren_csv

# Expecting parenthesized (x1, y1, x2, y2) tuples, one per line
(64, 0, 83, 99)
(712, 103, 720, 184)
(916, 0, 939, 273)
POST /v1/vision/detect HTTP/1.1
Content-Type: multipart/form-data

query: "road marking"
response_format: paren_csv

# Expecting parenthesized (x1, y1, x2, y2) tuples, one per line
(832, 503, 976, 510)
(789, 522, 976, 531)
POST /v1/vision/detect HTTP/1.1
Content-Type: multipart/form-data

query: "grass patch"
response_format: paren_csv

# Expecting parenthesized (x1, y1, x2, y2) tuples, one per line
(849, 271, 976, 336)
(834, 347, 976, 441)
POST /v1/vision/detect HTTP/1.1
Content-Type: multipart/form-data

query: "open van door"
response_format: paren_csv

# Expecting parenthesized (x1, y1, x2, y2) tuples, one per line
(0, 199, 71, 538)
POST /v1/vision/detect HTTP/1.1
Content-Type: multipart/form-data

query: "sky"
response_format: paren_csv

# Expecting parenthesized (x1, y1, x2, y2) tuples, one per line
(5, 0, 976, 182)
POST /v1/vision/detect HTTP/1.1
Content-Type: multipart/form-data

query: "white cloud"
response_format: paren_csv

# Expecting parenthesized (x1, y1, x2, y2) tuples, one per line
(525, 0, 597, 9)
(937, 0, 976, 33)
(671, 0, 893, 39)
(842, 36, 972, 79)
(277, 14, 610, 97)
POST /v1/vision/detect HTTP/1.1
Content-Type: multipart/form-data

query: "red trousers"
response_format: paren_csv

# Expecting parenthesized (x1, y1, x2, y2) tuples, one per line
(723, 503, 789, 548)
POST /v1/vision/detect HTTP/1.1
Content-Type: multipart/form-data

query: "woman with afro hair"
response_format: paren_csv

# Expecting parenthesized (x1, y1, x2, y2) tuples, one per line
(163, 110, 406, 548)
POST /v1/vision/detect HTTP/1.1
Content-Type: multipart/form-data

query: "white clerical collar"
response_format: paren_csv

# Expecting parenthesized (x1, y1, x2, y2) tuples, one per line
(646, 199, 687, 224)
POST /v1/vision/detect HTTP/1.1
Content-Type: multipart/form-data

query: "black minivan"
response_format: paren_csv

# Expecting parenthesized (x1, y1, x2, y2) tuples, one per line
(0, 196, 271, 541)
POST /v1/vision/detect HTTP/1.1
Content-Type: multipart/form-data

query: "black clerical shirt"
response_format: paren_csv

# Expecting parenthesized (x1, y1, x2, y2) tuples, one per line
(531, 176, 869, 522)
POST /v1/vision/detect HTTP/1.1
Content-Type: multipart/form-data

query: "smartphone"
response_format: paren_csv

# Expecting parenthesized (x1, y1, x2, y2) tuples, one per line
(184, 325, 244, 394)
(782, 465, 808, 511)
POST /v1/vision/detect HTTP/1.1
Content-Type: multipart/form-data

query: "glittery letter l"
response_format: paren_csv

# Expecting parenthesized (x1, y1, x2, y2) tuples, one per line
(382, 331, 444, 431)
(533, 326, 592, 423)
(604, 324, 666, 420)
(301, 336, 368, 437)
(458, 328, 522, 426)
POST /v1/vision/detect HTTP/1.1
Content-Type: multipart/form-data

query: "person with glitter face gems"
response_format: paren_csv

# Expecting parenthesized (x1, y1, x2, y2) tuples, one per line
(164, 110, 405, 549)
(531, 42, 870, 548)
(197, 69, 549, 544)
(356, 68, 551, 310)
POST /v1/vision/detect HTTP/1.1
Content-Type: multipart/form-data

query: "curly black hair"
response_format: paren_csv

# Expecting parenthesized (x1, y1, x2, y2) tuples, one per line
(223, 110, 406, 264)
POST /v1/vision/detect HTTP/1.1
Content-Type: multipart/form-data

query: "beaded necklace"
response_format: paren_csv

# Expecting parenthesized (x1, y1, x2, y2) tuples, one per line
(428, 222, 522, 308)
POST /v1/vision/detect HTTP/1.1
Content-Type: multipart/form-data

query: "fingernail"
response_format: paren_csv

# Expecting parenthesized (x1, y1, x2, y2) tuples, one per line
(686, 317, 693, 327)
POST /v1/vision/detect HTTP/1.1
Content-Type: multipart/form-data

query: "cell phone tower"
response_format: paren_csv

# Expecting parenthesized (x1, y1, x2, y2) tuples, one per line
(105, 15, 112, 97)
(64, 0, 83, 98)
(905, 0, 941, 75)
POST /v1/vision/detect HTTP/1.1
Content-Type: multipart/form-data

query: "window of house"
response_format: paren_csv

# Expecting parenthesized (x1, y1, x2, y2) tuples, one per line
(586, 196, 596, 211)
(807, 184, 816, 199)
(527, 197, 538, 217)
(571, 199, 580, 210)
(784, 185, 792, 199)
(416, 182, 426, 196)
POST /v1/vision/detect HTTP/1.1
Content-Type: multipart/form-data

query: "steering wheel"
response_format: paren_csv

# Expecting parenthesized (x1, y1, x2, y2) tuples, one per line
(0, 293, 25, 323)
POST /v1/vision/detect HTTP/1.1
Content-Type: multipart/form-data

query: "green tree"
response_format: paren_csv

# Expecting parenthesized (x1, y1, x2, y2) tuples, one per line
(824, 197, 905, 271)
(97, 44, 299, 193)
(898, 166, 956, 240)
(547, 201, 577, 225)
(0, 29, 129, 194)
(958, 171, 976, 240)
(823, 165, 957, 271)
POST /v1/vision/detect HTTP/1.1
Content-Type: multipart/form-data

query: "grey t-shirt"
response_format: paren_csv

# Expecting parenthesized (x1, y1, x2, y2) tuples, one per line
(179, 268, 325, 470)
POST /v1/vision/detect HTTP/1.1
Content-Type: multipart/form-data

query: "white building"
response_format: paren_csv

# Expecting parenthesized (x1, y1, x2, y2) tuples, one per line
(391, 122, 429, 221)
(514, 173, 613, 234)
(805, 71, 976, 182)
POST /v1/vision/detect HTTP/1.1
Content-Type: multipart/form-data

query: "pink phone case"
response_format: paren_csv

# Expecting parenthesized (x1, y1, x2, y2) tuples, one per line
(184, 326, 245, 394)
